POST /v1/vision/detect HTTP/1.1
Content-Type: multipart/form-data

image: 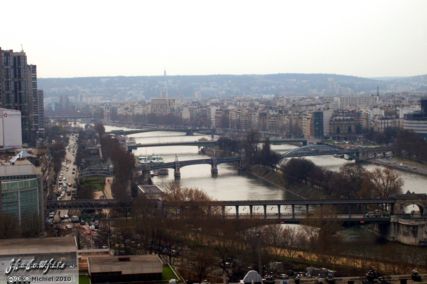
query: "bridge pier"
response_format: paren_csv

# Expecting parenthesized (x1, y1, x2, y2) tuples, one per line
(222, 206, 225, 218)
(211, 163, 218, 177)
(235, 206, 239, 219)
(305, 204, 309, 217)
(375, 217, 427, 246)
(249, 205, 253, 218)
(238, 159, 244, 174)
(174, 167, 181, 180)
(263, 205, 267, 219)
(277, 205, 281, 219)
(291, 205, 295, 219)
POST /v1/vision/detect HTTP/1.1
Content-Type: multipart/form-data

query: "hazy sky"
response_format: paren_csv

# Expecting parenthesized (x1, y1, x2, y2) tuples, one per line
(1, 0, 426, 78)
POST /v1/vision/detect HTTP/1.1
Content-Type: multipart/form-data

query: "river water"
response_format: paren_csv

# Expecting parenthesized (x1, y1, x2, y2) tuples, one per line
(105, 126, 427, 201)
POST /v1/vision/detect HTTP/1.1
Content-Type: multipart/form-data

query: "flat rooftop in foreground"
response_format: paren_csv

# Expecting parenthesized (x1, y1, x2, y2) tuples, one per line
(88, 254, 162, 275)
(0, 236, 77, 256)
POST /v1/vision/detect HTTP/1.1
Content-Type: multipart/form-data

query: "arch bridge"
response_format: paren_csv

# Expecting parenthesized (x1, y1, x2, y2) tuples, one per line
(138, 156, 243, 179)
(280, 144, 393, 162)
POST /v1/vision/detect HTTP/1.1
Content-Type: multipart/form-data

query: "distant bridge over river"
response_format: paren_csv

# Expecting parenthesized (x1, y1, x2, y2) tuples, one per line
(280, 144, 393, 162)
(127, 138, 307, 151)
(138, 156, 242, 178)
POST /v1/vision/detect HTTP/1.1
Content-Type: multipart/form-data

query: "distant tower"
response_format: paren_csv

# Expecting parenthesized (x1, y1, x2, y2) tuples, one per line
(161, 69, 168, 98)
(375, 86, 380, 104)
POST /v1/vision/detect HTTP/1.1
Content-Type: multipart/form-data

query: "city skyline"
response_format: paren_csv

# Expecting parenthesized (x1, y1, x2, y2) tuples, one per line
(1, 0, 427, 78)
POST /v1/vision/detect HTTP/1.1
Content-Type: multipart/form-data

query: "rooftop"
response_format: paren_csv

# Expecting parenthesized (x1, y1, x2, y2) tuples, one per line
(0, 236, 77, 256)
(88, 254, 162, 275)
(0, 158, 40, 177)
(138, 184, 164, 195)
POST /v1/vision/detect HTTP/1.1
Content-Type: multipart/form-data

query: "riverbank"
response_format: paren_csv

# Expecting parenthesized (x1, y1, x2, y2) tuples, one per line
(367, 158, 427, 177)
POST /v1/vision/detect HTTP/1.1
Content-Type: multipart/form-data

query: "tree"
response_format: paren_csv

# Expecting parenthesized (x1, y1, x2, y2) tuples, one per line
(258, 138, 281, 167)
(243, 130, 261, 165)
(49, 141, 66, 177)
(94, 123, 105, 138)
(217, 137, 241, 154)
(339, 164, 370, 198)
(368, 168, 403, 198)
(182, 246, 216, 283)
(98, 131, 135, 200)
(281, 158, 317, 185)
(301, 206, 343, 254)
(163, 183, 211, 202)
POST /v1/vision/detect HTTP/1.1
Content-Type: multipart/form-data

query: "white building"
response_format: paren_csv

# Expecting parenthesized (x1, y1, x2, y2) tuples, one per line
(0, 108, 22, 149)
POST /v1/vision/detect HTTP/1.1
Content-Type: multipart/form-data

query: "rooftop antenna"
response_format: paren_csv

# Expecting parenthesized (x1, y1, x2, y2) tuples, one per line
(20, 44, 24, 52)
(163, 69, 168, 98)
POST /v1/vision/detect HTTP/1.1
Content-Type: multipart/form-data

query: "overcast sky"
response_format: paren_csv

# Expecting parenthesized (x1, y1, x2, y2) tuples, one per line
(1, 0, 426, 78)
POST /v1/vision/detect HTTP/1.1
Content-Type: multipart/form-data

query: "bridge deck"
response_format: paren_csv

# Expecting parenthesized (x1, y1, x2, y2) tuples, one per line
(138, 156, 241, 170)
(47, 198, 395, 210)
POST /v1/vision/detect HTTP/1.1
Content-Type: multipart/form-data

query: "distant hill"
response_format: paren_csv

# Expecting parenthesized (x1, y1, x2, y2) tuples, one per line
(38, 73, 427, 100)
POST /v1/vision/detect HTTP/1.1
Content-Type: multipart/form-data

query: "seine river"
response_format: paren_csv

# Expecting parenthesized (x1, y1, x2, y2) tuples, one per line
(105, 126, 427, 201)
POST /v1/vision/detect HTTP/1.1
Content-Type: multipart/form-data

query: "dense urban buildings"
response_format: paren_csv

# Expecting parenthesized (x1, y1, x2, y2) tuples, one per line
(60, 92, 424, 144)
(0, 47, 44, 145)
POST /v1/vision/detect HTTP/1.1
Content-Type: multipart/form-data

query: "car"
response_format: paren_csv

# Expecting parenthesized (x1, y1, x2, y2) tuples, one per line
(279, 274, 289, 279)
(71, 216, 80, 223)
(365, 209, 388, 218)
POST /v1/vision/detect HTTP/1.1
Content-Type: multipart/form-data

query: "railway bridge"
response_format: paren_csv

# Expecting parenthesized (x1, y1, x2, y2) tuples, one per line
(280, 144, 393, 162)
(47, 193, 427, 245)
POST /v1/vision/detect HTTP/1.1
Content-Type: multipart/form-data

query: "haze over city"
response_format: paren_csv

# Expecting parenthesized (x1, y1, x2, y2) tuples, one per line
(2, 0, 427, 78)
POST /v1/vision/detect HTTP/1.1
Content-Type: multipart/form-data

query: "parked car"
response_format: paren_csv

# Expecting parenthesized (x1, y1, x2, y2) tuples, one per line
(365, 209, 388, 218)
(71, 215, 80, 223)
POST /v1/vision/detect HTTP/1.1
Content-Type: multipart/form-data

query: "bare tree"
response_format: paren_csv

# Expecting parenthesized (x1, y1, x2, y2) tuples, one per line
(369, 168, 403, 198)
